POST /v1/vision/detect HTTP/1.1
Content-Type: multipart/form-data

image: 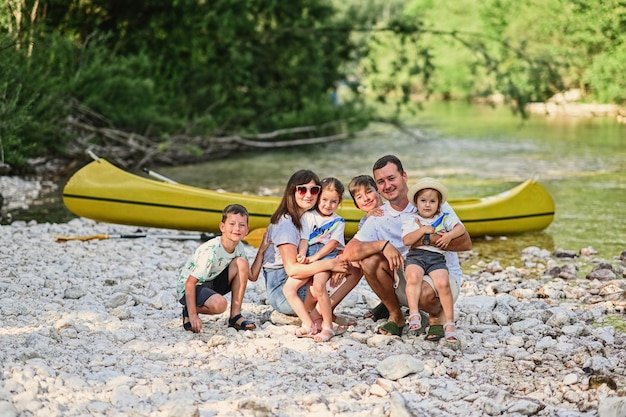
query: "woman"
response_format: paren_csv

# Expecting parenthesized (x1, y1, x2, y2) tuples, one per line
(258, 169, 360, 337)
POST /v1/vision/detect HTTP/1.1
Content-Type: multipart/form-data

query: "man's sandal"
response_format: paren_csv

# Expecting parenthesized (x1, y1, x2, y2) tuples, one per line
(406, 312, 423, 337)
(425, 324, 444, 342)
(444, 322, 458, 342)
(364, 302, 389, 320)
(378, 321, 404, 336)
(228, 314, 256, 331)
(313, 327, 335, 342)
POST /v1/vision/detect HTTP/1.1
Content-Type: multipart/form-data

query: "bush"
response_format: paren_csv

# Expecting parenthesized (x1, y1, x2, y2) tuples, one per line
(584, 49, 626, 104)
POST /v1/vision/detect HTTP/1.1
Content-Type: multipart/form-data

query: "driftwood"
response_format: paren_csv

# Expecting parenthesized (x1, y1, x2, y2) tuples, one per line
(63, 117, 363, 170)
(61, 101, 425, 170)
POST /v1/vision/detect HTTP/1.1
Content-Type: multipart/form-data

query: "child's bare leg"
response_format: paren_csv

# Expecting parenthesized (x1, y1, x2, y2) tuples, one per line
(226, 257, 256, 330)
(310, 264, 361, 327)
(405, 264, 424, 313)
(197, 295, 228, 315)
(311, 271, 336, 343)
(405, 264, 424, 330)
(282, 277, 314, 334)
(303, 280, 318, 313)
(406, 265, 425, 332)
(430, 270, 453, 323)
(228, 257, 250, 318)
(312, 271, 333, 330)
(431, 269, 457, 341)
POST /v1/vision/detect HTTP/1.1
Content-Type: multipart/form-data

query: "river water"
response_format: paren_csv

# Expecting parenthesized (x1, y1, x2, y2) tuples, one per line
(9, 102, 626, 268)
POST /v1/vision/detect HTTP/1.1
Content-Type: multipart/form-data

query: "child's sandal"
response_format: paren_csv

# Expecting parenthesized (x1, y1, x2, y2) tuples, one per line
(295, 326, 316, 338)
(444, 322, 458, 342)
(406, 312, 423, 337)
(313, 327, 335, 343)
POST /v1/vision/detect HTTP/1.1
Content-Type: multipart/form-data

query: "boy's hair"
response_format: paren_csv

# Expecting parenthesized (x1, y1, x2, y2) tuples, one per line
(221, 204, 249, 223)
(320, 177, 345, 201)
(348, 175, 377, 204)
(373, 154, 404, 174)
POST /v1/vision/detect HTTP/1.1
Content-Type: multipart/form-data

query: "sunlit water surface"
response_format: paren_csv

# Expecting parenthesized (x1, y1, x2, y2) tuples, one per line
(12, 103, 626, 272)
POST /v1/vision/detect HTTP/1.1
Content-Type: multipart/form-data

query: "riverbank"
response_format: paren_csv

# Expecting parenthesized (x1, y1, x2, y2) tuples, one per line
(1, 218, 625, 416)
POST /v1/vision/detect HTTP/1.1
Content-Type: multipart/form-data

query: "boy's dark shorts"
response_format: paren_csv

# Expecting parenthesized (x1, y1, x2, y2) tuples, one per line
(179, 268, 231, 307)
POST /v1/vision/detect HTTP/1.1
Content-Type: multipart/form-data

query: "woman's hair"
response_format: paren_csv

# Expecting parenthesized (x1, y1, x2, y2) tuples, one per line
(320, 177, 345, 203)
(270, 169, 320, 230)
(348, 175, 377, 205)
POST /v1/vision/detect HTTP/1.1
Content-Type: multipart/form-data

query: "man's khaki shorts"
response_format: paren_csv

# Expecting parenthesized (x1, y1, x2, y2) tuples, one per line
(394, 268, 459, 308)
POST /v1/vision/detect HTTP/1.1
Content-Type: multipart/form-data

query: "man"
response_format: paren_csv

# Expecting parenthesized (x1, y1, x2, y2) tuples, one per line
(343, 155, 472, 339)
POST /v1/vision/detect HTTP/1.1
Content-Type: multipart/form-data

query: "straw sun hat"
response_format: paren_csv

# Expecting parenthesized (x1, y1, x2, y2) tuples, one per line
(407, 177, 448, 207)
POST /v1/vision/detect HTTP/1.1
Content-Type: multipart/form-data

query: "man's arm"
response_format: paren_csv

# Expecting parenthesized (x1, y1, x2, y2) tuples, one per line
(343, 238, 386, 262)
(430, 230, 472, 251)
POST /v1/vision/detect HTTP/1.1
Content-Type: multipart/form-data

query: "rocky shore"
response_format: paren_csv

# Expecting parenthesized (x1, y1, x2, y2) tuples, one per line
(1, 218, 625, 417)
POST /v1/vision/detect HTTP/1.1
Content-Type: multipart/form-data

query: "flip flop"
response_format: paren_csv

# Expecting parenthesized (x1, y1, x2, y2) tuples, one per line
(378, 321, 404, 336)
(364, 303, 389, 320)
(425, 324, 444, 342)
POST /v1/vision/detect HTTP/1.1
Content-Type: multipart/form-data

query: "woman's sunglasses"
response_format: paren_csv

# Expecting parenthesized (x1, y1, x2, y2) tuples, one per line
(296, 185, 321, 196)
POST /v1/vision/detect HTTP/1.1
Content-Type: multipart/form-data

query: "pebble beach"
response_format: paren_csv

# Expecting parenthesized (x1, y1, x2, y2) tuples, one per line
(1, 178, 626, 417)
(1, 217, 625, 417)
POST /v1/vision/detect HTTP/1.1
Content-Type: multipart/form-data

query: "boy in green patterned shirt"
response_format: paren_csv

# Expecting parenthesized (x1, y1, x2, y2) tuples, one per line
(177, 204, 258, 333)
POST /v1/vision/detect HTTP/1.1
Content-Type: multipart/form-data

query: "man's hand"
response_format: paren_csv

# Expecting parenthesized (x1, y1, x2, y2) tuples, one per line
(381, 241, 404, 272)
(329, 272, 345, 288)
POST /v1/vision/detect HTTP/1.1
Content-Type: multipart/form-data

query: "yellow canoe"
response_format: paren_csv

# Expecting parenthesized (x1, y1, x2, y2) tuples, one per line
(62, 158, 555, 244)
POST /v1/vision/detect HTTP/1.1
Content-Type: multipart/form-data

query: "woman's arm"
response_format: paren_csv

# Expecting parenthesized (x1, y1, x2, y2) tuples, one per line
(307, 240, 339, 262)
(280, 243, 347, 279)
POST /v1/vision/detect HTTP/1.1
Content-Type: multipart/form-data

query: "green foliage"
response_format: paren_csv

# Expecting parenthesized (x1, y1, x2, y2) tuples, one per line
(584, 49, 626, 103)
(0, 32, 72, 167)
(69, 43, 181, 133)
(1, 0, 624, 169)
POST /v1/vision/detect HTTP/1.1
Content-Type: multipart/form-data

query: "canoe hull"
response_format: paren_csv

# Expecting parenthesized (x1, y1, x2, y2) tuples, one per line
(62, 159, 555, 238)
